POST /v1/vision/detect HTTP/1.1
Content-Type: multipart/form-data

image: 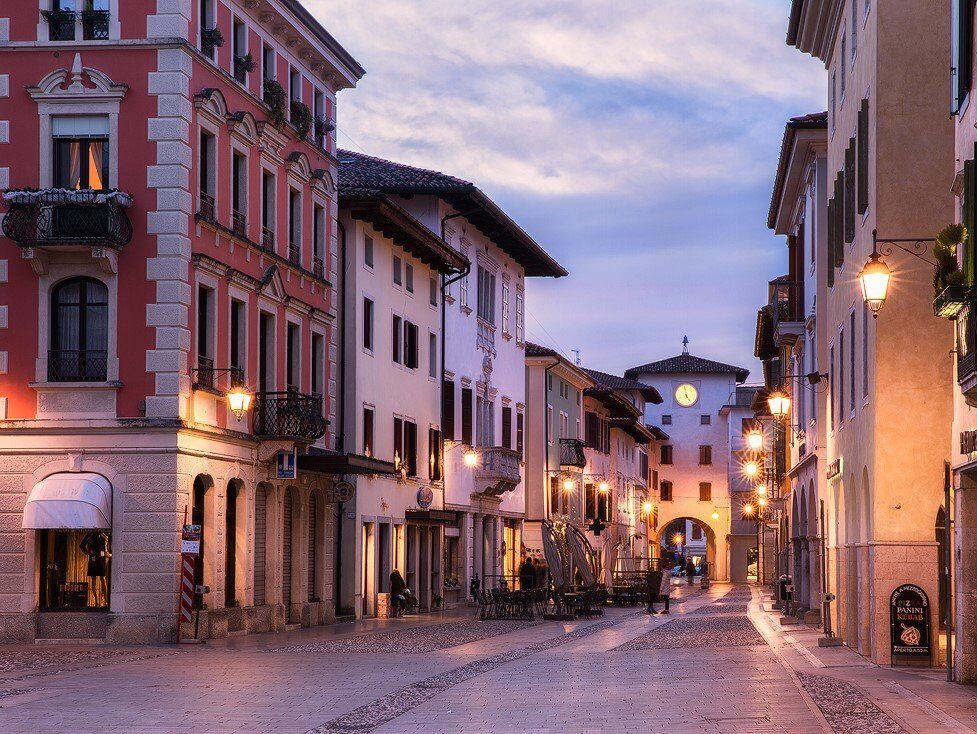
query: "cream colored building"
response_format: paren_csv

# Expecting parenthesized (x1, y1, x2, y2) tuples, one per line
(787, 0, 953, 665)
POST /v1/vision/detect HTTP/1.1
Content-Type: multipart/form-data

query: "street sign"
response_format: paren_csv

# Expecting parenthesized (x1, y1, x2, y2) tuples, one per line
(277, 449, 297, 479)
(181, 524, 201, 555)
(890, 584, 930, 661)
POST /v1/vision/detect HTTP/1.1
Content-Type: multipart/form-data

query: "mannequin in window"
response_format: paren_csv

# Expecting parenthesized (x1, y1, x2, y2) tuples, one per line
(80, 531, 110, 607)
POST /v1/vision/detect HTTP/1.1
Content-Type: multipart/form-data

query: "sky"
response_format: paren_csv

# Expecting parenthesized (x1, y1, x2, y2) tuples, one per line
(314, 0, 826, 379)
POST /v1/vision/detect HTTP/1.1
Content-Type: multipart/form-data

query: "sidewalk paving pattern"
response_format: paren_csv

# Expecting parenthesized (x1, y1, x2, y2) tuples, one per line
(0, 583, 973, 733)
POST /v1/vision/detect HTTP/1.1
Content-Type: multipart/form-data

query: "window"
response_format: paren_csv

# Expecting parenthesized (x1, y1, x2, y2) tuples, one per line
(442, 380, 455, 440)
(585, 483, 596, 520)
(850, 0, 857, 63)
(838, 330, 845, 422)
(661, 415, 672, 425)
(430, 277, 438, 306)
(460, 272, 469, 309)
(857, 99, 869, 214)
(850, 311, 856, 411)
(364, 236, 374, 268)
(313, 89, 325, 148)
(844, 140, 855, 243)
(38, 529, 111, 611)
(312, 205, 325, 276)
(288, 189, 301, 263)
(699, 482, 711, 501)
(516, 411, 524, 458)
(200, 0, 216, 59)
(232, 152, 246, 234)
(196, 285, 214, 379)
(692, 524, 703, 541)
(405, 263, 414, 293)
(476, 397, 495, 447)
(363, 407, 374, 456)
(232, 18, 247, 84)
(289, 66, 301, 106)
(311, 333, 324, 402)
(840, 33, 847, 100)
(829, 346, 835, 430)
(197, 128, 215, 217)
(393, 256, 402, 286)
(429, 427, 442, 481)
(862, 303, 869, 397)
(461, 387, 473, 445)
(660, 445, 673, 465)
(699, 446, 712, 465)
(639, 451, 649, 483)
(403, 421, 417, 477)
(700, 414, 711, 425)
(428, 332, 437, 378)
(502, 406, 513, 450)
(49, 277, 108, 382)
(403, 320, 419, 369)
(515, 291, 525, 342)
(261, 170, 275, 248)
(54, 116, 109, 190)
(502, 281, 510, 334)
(953, 0, 974, 113)
(258, 312, 274, 391)
(286, 322, 300, 392)
(547, 405, 553, 444)
(392, 315, 402, 364)
(262, 44, 275, 88)
(660, 481, 673, 502)
(477, 266, 496, 324)
(830, 72, 836, 132)
(363, 298, 374, 351)
(559, 411, 569, 440)
(230, 299, 245, 379)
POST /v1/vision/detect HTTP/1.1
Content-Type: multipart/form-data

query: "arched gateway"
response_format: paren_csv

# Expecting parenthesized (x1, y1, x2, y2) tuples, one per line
(654, 514, 727, 581)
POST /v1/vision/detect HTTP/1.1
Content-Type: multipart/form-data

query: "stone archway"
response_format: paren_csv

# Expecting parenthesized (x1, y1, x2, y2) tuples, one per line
(655, 516, 721, 581)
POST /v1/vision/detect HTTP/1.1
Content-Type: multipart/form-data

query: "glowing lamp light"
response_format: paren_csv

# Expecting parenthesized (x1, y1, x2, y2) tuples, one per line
(746, 431, 764, 451)
(226, 386, 253, 420)
(743, 502, 755, 516)
(598, 481, 609, 493)
(642, 500, 653, 514)
(562, 478, 575, 492)
(758, 496, 768, 508)
(463, 450, 479, 468)
(767, 391, 791, 419)
(711, 510, 720, 520)
(756, 484, 767, 497)
(859, 249, 891, 316)
(673, 533, 683, 546)
(744, 460, 759, 478)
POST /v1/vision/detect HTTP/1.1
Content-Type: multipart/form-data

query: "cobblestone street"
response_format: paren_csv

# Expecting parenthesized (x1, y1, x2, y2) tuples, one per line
(1, 584, 975, 733)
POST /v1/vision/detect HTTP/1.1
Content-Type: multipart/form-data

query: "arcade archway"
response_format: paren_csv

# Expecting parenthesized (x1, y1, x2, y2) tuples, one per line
(657, 517, 717, 579)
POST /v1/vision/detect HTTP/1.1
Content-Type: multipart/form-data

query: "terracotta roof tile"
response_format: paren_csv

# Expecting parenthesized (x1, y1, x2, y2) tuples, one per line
(624, 354, 750, 383)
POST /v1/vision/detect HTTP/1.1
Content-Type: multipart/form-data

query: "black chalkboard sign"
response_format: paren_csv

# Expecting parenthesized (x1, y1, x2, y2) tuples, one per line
(890, 584, 930, 661)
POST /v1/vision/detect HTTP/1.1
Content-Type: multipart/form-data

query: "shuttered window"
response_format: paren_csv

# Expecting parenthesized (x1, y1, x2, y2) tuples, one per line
(501, 406, 512, 450)
(442, 380, 455, 440)
(307, 493, 317, 602)
(405, 420, 417, 476)
(844, 141, 856, 243)
(282, 489, 293, 622)
(429, 427, 442, 480)
(516, 411, 524, 458)
(585, 411, 599, 449)
(254, 487, 266, 606)
(953, 0, 974, 113)
(461, 387, 473, 445)
(857, 99, 869, 214)
(827, 198, 836, 287)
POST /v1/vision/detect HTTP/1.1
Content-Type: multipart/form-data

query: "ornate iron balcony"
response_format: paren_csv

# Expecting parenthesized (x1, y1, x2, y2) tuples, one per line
(44, 10, 76, 41)
(82, 9, 110, 40)
(252, 391, 327, 442)
(289, 243, 301, 265)
(261, 226, 275, 251)
(231, 210, 247, 238)
(312, 255, 324, 280)
(2, 190, 132, 249)
(48, 349, 107, 382)
(196, 356, 215, 389)
(559, 438, 587, 468)
(198, 192, 215, 221)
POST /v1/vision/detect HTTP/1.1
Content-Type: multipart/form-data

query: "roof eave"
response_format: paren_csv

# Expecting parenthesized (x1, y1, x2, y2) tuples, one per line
(787, 0, 842, 62)
(277, 0, 366, 86)
(767, 123, 828, 231)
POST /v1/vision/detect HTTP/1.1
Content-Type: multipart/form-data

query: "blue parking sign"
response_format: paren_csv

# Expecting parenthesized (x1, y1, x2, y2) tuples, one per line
(277, 449, 296, 479)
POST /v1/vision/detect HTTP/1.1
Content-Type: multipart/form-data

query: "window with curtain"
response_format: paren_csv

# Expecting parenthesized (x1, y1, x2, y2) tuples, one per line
(50, 277, 108, 381)
(53, 116, 109, 190)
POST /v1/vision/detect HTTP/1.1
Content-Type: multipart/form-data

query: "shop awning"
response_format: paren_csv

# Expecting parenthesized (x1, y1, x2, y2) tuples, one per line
(23, 473, 112, 529)
(298, 449, 398, 476)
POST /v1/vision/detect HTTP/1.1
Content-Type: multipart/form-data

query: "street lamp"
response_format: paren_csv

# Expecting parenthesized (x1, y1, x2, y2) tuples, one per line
(673, 533, 683, 546)
(756, 483, 767, 497)
(767, 390, 791, 419)
(711, 510, 720, 520)
(758, 496, 768, 508)
(746, 430, 764, 451)
(226, 385, 252, 420)
(744, 460, 759, 478)
(562, 477, 575, 492)
(743, 502, 755, 517)
(598, 481, 609, 493)
(463, 449, 479, 467)
(858, 249, 891, 316)
(642, 500, 653, 515)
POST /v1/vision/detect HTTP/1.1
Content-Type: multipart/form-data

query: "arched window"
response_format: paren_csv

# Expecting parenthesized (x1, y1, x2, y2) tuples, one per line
(50, 277, 108, 381)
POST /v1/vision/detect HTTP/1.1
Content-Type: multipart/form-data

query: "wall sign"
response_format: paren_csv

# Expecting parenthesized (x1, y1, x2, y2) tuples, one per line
(827, 458, 842, 480)
(416, 486, 434, 509)
(276, 449, 297, 480)
(890, 584, 930, 661)
(181, 524, 201, 555)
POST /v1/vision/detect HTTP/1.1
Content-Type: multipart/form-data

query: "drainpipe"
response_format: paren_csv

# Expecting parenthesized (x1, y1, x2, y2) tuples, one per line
(334, 217, 348, 617)
(543, 359, 559, 516)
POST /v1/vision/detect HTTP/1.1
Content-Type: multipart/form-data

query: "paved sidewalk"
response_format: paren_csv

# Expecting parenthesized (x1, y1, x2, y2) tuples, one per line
(1, 582, 973, 733)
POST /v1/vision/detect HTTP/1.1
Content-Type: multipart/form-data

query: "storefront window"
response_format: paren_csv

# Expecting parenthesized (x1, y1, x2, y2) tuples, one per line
(39, 530, 111, 611)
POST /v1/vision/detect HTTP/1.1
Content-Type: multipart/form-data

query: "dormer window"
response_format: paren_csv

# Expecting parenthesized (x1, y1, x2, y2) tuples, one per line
(53, 116, 109, 190)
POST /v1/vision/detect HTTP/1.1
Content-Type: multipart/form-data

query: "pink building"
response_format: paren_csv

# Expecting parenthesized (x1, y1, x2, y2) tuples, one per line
(0, 0, 363, 642)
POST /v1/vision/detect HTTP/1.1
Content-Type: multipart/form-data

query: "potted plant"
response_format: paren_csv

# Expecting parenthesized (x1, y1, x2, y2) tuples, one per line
(290, 100, 313, 139)
(263, 79, 288, 129)
(933, 224, 970, 318)
(202, 25, 224, 48)
(314, 116, 335, 145)
(432, 594, 443, 610)
(234, 52, 256, 76)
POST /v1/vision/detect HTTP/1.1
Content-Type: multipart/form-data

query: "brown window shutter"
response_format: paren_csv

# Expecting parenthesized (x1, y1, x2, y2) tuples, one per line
(827, 197, 835, 287)
(845, 141, 856, 243)
(516, 412, 524, 458)
(857, 99, 869, 214)
(442, 380, 455, 440)
(501, 406, 512, 450)
(461, 387, 473, 445)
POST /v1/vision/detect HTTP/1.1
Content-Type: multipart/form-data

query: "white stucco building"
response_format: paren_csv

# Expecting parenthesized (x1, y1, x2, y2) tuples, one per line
(625, 343, 750, 582)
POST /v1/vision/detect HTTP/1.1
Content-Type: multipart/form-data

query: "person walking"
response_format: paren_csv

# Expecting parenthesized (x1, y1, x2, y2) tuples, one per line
(656, 562, 672, 614)
(645, 567, 663, 614)
(518, 556, 536, 591)
(685, 557, 696, 585)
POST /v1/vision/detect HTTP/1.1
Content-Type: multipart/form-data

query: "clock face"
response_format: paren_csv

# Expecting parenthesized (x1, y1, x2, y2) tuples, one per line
(675, 383, 698, 407)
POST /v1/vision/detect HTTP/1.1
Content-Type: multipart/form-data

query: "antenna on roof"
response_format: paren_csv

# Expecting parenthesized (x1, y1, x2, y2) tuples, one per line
(571, 349, 581, 366)
(682, 335, 690, 355)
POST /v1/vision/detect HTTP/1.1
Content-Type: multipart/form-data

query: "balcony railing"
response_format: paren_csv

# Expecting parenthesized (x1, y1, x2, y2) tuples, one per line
(82, 9, 110, 39)
(559, 438, 587, 468)
(475, 446, 521, 497)
(44, 10, 76, 40)
(261, 227, 275, 251)
(252, 391, 327, 442)
(289, 243, 301, 265)
(48, 349, 107, 382)
(198, 191, 215, 221)
(2, 189, 133, 249)
(231, 210, 247, 238)
(196, 356, 215, 389)
(312, 255, 324, 280)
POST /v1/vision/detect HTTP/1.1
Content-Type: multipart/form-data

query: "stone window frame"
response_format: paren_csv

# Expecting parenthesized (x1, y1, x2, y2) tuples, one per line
(36, 0, 122, 43)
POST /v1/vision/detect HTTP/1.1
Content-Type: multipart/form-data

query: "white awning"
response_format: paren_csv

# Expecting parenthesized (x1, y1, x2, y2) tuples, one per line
(23, 473, 112, 530)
